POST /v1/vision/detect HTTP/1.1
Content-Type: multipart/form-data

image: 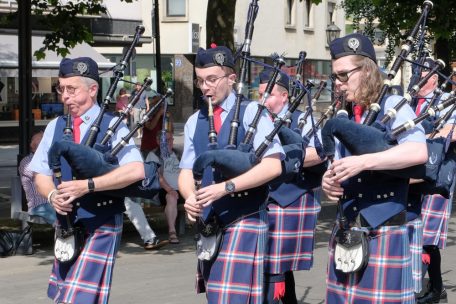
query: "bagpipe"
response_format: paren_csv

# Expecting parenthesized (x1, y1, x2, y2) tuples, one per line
(48, 26, 172, 262)
(48, 87, 174, 199)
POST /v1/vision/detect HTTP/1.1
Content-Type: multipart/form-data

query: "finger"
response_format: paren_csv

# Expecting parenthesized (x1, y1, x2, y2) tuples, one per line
(201, 200, 213, 208)
(187, 213, 196, 222)
(196, 190, 212, 200)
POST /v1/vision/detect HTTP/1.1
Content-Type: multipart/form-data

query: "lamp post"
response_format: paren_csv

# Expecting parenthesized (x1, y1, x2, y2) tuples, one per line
(326, 22, 341, 46)
(326, 22, 341, 103)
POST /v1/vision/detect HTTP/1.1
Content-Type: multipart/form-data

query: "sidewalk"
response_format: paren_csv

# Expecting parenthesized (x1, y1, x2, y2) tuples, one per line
(1, 202, 456, 303)
(1, 125, 456, 303)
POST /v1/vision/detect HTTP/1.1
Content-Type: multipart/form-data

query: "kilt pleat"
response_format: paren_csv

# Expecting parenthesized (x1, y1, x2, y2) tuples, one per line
(406, 218, 423, 293)
(265, 189, 321, 274)
(326, 224, 415, 304)
(421, 194, 452, 249)
(48, 213, 123, 304)
(196, 208, 268, 304)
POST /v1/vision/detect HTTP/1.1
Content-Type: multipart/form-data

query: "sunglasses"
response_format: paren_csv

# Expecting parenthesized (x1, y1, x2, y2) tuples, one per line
(330, 66, 362, 83)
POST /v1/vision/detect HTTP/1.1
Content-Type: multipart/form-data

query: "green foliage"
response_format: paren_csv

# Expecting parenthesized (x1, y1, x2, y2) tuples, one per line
(29, 0, 134, 59)
(136, 68, 150, 84)
(342, 0, 456, 68)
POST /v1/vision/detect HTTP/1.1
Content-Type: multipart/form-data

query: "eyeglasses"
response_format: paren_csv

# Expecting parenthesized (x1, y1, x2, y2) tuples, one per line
(330, 66, 362, 83)
(194, 74, 229, 88)
(56, 85, 79, 96)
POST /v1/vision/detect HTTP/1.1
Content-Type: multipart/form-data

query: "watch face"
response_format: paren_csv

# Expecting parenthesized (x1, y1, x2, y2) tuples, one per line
(226, 181, 235, 193)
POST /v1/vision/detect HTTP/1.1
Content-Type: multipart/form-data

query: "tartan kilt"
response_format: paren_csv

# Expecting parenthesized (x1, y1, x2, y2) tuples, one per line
(406, 218, 423, 293)
(48, 213, 123, 304)
(264, 189, 321, 274)
(196, 208, 268, 304)
(326, 224, 415, 304)
(421, 194, 452, 249)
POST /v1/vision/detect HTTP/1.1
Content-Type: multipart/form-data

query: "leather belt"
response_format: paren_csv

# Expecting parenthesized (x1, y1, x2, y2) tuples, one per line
(357, 210, 407, 228)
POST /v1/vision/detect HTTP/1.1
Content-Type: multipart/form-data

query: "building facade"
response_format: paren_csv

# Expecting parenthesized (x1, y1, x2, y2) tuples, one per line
(0, 0, 344, 130)
(96, 0, 345, 122)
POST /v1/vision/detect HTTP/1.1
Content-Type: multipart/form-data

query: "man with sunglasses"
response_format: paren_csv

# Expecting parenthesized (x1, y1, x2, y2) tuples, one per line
(178, 45, 284, 303)
(30, 57, 144, 304)
(322, 33, 428, 303)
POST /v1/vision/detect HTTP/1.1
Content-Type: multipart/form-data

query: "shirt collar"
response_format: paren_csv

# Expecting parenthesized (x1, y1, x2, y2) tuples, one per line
(80, 103, 100, 125)
(277, 103, 289, 118)
(218, 91, 236, 112)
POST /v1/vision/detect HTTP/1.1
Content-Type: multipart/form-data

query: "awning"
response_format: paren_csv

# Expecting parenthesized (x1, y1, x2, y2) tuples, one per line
(0, 35, 115, 77)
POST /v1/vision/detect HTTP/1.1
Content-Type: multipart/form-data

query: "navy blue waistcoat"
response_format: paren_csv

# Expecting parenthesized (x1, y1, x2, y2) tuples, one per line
(193, 101, 268, 226)
(52, 114, 124, 231)
(340, 100, 410, 229)
(268, 109, 315, 208)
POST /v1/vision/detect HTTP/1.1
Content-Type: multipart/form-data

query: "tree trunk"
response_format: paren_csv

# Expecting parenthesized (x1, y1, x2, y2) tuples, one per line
(206, 0, 236, 50)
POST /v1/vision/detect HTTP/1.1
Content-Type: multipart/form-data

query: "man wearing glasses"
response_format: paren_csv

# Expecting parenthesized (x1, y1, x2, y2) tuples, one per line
(179, 46, 284, 303)
(322, 33, 427, 303)
(30, 57, 144, 304)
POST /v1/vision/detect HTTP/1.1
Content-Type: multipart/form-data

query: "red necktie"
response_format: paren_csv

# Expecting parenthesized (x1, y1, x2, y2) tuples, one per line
(415, 98, 425, 115)
(213, 106, 223, 133)
(353, 104, 363, 124)
(73, 116, 83, 144)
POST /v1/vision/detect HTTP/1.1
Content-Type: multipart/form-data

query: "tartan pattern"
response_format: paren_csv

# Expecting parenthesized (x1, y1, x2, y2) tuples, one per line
(421, 194, 452, 249)
(264, 189, 321, 274)
(406, 218, 423, 293)
(326, 224, 415, 304)
(196, 208, 268, 304)
(48, 213, 123, 304)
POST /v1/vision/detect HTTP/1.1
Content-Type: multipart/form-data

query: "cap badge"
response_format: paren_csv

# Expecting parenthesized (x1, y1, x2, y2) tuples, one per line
(213, 52, 226, 66)
(76, 62, 88, 75)
(275, 72, 282, 82)
(424, 61, 430, 68)
(347, 38, 360, 52)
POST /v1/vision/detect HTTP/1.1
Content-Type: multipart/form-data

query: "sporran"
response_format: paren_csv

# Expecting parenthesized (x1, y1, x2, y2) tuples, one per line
(54, 225, 84, 264)
(334, 227, 369, 273)
(196, 217, 223, 262)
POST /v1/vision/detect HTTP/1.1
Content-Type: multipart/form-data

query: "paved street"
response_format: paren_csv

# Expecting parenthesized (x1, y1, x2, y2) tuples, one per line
(0, 131, 456, 303)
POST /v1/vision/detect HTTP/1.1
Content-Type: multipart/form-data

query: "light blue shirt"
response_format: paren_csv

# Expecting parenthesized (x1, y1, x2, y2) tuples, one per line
(180, 92, 284, 169)
(276, 103, 321, 148)
(334, 95, 426, 160)
(30, 103, 143, 176)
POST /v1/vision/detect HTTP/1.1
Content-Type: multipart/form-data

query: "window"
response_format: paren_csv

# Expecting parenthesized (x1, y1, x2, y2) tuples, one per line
(303, 0, 313, 28)
(166, 0, 186, 17)
(285, 0, 296, 28)
(327, 1, 336, 25)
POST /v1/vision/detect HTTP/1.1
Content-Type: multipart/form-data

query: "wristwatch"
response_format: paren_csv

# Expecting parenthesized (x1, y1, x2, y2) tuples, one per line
(225, 180, 236, 194)
(88, 178, 95, 193)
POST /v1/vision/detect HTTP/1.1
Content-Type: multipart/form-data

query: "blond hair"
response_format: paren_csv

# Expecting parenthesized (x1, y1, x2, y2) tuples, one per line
(351, 56, 383, 109)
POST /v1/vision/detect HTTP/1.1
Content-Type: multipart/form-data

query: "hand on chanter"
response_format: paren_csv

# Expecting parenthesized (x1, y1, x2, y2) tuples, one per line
(184, 193, 201, 222)
(322, 168, 344, 201)
(49, 190, 73, 215)
(57, 179, 89, 204)
(195, 183, 226, 208)
(328, 155, 366, 183)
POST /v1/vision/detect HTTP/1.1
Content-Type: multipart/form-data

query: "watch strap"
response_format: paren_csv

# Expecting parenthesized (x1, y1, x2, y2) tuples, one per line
(88, 178, 95, 193)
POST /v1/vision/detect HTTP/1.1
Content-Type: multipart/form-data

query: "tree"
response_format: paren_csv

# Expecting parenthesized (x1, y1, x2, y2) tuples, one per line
(342, 0, 456, 74)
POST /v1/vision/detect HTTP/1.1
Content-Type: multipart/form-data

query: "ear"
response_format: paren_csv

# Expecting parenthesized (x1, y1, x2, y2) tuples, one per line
(88, 84, 98, 98)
